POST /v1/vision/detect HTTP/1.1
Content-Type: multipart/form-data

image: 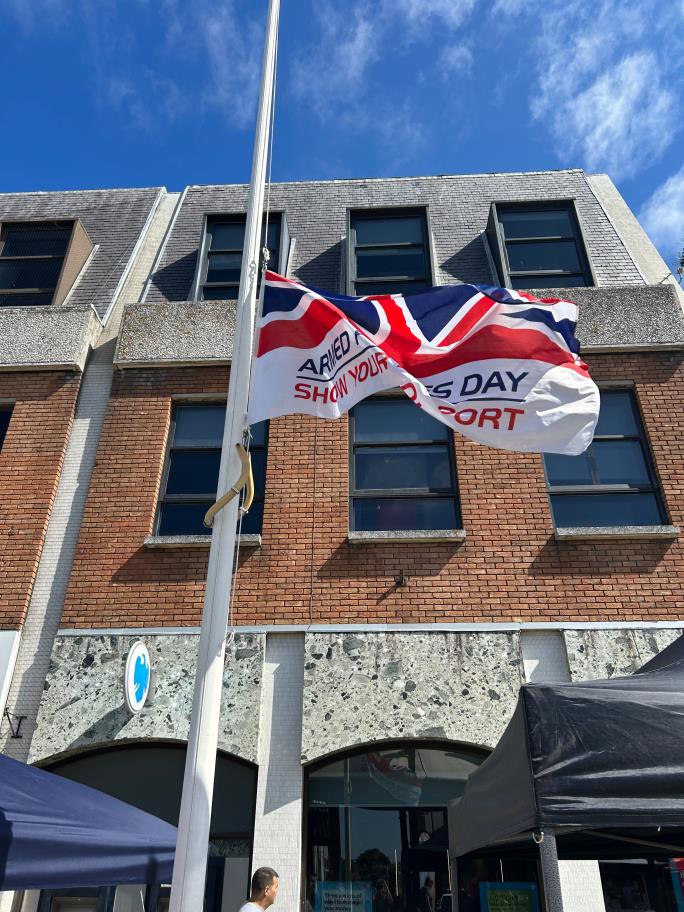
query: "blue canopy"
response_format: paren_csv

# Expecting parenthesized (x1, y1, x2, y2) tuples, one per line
(0, 753, 177, 890)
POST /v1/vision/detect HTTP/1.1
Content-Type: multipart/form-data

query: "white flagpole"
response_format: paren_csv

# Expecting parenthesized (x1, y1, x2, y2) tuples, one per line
(168, 1, 280, 909)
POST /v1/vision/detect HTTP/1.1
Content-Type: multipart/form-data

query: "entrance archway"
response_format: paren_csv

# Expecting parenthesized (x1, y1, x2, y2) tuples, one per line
(304, 741, 486, 912)
(40, 742, 256, 912)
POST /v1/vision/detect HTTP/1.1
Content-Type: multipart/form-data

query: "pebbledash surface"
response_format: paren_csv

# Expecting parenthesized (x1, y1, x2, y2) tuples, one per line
(0, 169, 683, 912)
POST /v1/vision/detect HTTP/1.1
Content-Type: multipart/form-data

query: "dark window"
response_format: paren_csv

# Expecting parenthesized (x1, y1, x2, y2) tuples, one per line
(350, 397, 460, 532)
(0, 408, 11, 450)
(350, 209, 432, 296)
(544, 389, 666, 527)
(0, 222, 72, 307)
(157, 403, 268, 536)
(493, 202, 592, 290)
(201, 215, 281, 301)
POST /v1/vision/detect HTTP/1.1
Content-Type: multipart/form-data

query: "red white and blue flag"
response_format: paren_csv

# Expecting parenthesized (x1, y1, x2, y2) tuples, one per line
(248, 271, 600, 454)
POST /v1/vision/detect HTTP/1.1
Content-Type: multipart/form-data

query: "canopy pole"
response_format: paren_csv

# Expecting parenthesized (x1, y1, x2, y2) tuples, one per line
(167, 1, 280, 910)
(538, 830, 565, 912)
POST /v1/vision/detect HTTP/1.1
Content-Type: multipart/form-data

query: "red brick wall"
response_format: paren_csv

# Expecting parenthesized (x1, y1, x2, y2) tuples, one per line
(0, 370, 80, 629)
(61, 352, 684, 628)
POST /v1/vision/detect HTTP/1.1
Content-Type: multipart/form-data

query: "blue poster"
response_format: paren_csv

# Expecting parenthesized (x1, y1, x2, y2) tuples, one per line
(480, 882, 541, 912)
(315, 881, 373, 912)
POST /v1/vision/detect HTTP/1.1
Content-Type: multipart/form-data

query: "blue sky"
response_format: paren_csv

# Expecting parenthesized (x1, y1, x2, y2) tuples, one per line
(2, 0, 683, 271)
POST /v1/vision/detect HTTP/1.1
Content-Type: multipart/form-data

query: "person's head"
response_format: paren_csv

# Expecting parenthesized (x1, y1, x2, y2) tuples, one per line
(250, 867, 280, 908)
(424, 878, 434, 887)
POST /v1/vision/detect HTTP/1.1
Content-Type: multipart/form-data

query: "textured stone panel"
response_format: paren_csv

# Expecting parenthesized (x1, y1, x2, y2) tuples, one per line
(301, 631, 523, 761)
(0, 306, 101, 371)
(559, 285, 684, 351)
(115, 300, 235, 365)
(29, 633, 263, 764)
(564, 627, 681, 680)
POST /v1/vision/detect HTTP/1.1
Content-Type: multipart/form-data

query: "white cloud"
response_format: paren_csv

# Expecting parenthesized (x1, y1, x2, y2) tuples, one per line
(639, 165, 684, 267)
(491, 0, 532, 14)
(195, 4, 261, 128)
(3, 0, 261, 132)
(439, 43, 473, 77)
(291, 2, 378, 120)
(530, 0, 680, 179)
(392, 0, 477, 29)
(552, 52, 675, 180)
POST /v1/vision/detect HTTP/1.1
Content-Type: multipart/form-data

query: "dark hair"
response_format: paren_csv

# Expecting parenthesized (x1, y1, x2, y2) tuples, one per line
(252, 867, 279, 894)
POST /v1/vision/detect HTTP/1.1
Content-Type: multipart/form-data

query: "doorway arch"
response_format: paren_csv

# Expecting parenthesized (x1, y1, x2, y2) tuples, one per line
(304, 740, 486, 912)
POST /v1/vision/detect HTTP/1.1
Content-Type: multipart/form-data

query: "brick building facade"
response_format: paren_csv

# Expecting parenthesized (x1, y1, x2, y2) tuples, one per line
(1, 170, 683, 912)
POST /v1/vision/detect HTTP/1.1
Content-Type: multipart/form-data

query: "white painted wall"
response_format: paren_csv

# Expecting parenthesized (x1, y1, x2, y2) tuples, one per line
(251, 634, 305, 912)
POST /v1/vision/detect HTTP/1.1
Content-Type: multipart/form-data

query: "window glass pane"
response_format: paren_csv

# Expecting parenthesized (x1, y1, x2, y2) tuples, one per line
(544, 452, 592, 486)
(249, 421, 268, 446)
(355, 446, 451, 490)
(498, 209, 573, 239)
(354, 496, 457, 531)
(0, 291, 55, 306)
(2, 226, 71, 257)
(551, 493, 662, 527)
(173, 405, 225, 446)
(240, 500, 264, 535)
(356, 280, 429, 296)
(308, 746, 482, 807)
(0, 258, 62, 290)
(594, 440, 650, 486)
(354, 400, 449, 443)
(354, 216, 423, 245)
(208, 218, 279, 256)
(510, 275, 587, 289)
(265, 219, 280, 253)
(206, 252, 242, 285)
(506, 239, 581, 273)
(209, 222, 245, 250)
(356, 248, 425, 280)
(202, 285, 238, 300)
(158, 502, 211, 536)
(595, 391, 639, 436)
(165, 450, 220, 496)
(0, 409, 11, 450)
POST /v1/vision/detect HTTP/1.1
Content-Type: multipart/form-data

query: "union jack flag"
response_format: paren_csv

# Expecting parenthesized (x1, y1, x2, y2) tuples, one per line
(248, 271, 599, 454)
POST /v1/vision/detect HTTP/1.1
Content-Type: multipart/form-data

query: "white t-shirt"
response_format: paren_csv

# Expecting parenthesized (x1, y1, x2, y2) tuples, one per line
(239, 902, 264, 912)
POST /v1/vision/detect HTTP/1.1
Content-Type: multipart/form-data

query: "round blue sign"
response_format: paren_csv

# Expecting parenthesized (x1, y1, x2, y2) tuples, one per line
(125, 642, 151, 713)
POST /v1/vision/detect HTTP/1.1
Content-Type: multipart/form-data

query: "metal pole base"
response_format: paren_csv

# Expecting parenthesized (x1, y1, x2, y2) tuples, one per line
(538, 830, 565, 912)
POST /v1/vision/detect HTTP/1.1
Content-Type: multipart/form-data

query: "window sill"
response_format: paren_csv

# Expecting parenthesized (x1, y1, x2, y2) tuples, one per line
(144, 533, 262, 549)
(348, 529, 466, 545)
(554, 525, 680, 542)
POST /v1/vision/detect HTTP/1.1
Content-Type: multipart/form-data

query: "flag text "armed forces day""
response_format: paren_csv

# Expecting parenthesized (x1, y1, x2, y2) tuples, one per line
(248, 272, 600, 454)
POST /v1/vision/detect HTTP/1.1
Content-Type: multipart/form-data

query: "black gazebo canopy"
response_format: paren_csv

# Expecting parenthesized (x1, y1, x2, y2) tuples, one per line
(449, 634, 684, 859)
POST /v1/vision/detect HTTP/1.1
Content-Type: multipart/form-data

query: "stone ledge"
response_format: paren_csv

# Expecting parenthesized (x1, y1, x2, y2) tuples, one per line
(0, 304, 101, 371)
(554, 525, 680, 542)
(115, 300, 235, 366)
(144, 533, 262, 548)
(348, 529, 466, 545)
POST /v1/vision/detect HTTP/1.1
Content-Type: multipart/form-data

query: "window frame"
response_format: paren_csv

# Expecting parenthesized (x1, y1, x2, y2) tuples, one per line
(191, 212, 287, 302)
(348, 395, 461, 532)
(346, 206, 434, 296)
(543, 386, 667, 528)
(0, 404, 12, 451)
(487, 199, 596, 290)
(0, 218, 92, 308)
(155, 400, 268, 537)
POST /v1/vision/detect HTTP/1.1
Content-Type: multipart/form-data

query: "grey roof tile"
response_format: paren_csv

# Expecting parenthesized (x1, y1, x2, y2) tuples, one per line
(0, 187, 162, 318)
(145, 169, 644, 305)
